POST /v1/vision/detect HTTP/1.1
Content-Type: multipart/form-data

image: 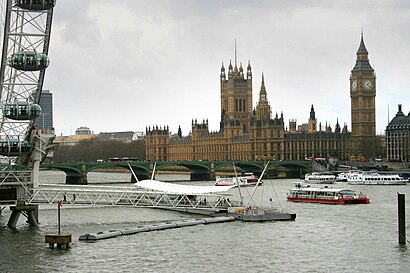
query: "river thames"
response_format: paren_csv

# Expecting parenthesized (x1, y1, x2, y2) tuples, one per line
(0, 171, 409, 273)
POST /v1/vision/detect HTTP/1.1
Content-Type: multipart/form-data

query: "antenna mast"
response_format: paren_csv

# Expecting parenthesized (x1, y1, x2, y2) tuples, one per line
(234, 39, 237, 66)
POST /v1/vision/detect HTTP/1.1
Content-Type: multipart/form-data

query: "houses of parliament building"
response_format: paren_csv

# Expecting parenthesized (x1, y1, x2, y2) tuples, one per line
(146, 35, 381, 162)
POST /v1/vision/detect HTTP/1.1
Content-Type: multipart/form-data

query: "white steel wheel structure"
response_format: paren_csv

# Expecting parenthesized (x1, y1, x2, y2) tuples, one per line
(0, 0, 55, 165)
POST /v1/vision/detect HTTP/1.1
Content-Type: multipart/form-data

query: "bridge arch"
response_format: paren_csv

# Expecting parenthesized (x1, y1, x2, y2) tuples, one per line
(156, 161, 211, 181)
(86, 162, 150, 182)
(270, 161, 309, 178)
(42, 161, 151, 184)
(42, 163, 84, 184)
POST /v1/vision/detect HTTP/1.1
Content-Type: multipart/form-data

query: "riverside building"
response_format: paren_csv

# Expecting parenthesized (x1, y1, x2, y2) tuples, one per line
(146, 35, 377, 162)
(386, 104, 410, 162)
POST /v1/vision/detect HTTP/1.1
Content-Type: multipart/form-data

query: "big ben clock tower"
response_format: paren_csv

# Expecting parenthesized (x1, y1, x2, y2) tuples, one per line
(350, 33, 376, 159)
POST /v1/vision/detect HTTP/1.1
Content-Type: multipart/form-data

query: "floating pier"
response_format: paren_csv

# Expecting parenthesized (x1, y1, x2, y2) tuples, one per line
(45, 200, 72, 249)
(79, 216, 235, 241)
(45, 234, 72, 249)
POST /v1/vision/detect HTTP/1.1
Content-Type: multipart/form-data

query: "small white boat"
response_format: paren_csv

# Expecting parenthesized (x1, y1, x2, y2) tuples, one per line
(336, 172, 348, 182)
(347, 172, 408, 185)
(304, 172, 336, 184)
(215, 172, 261, 187)
(336, 171, 360, 182)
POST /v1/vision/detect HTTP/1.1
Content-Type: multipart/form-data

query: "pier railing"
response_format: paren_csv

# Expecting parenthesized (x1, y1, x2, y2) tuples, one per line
(0, 170, 33, 203)
(28, 184, 232, 211)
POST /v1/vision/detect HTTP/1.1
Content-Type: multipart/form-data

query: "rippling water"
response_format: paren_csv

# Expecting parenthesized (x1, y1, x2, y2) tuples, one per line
(1, 171, 409, 273)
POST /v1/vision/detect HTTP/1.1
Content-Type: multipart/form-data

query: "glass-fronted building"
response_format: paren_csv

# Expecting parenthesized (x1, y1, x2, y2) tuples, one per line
(35, 89, 53, 132)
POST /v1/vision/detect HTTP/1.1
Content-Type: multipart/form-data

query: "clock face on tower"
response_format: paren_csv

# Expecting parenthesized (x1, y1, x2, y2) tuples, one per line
(363, 79, 372, 90)
(352, 80, 357, 90)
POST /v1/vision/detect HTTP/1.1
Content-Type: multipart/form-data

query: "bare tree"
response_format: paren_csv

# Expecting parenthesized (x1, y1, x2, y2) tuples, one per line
(52, 139, 146, 162)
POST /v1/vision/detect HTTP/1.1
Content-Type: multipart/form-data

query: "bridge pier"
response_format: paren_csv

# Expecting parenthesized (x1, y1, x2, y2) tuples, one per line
(131, 173, 137, 182)
(210, 162, 216, 180)
(7, 204, 38, 228)
(128, 167, 149, 182)
(65, 162, 87, 184)
(286, 168, 304, 178)
(66, 174, 87, 185)
(190, 172, 212, 181)
(81, 161, 87, 183)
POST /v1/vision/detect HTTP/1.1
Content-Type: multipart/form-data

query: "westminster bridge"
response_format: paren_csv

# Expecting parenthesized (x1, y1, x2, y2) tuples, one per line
(40, 160, 311, 184)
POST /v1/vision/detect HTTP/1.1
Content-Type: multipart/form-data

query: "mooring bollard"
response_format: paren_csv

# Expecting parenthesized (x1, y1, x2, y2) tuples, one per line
(398, 193, 406, 244)
(45, 200, 72, 249)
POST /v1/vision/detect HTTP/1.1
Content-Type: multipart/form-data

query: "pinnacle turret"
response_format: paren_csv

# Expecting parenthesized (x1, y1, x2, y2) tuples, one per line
(259, 74, 267, 102)
(357, 33, 368, 55)
(352, 32, 373, 72)
(310, 105, 315, 120)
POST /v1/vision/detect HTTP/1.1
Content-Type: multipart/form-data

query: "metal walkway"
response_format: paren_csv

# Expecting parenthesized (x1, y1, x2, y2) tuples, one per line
(28, 184, 235, 213)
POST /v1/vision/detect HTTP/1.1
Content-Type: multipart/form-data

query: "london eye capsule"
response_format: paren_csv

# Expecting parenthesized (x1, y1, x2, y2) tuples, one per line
(0, 139, 31, 157)
(3, 102, 42, 120)
(14, 0, 56, 10)
(7, 51, 50, 71)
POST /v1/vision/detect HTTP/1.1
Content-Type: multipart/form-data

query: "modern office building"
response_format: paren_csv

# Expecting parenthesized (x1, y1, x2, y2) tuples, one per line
(35, 89, 53, 132)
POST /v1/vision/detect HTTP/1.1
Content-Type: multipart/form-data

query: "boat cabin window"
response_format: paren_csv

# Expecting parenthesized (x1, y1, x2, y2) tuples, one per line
(340, 190, 355, 197)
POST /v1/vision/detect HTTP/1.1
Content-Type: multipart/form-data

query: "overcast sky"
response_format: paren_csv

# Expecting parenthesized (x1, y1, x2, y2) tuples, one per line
(42, 0, 410, 136)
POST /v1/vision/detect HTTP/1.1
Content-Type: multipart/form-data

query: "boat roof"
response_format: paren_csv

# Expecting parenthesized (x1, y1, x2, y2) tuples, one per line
(291, 182, 353, 192)
(290, 187, 352, 193)
(135, 179, 235, 195)
(305, 173, 335, 177)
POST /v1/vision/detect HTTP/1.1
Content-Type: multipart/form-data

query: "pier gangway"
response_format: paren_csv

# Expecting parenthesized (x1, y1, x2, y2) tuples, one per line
(27, 184, 235, 215)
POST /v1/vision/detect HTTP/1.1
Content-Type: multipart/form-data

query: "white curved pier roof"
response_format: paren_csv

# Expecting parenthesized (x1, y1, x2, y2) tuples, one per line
(134, 180, 234, 195)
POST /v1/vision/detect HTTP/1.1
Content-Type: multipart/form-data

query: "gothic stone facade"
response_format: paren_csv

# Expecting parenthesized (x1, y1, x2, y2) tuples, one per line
(146, 36, 377, 162)
(386, 105, 410, 162)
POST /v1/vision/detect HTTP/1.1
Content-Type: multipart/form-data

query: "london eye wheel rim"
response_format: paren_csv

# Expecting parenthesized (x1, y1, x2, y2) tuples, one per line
(0, 0, 55, 162)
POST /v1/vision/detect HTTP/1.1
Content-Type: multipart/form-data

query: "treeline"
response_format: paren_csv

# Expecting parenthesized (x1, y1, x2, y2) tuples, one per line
(52, 139, 146, 163)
